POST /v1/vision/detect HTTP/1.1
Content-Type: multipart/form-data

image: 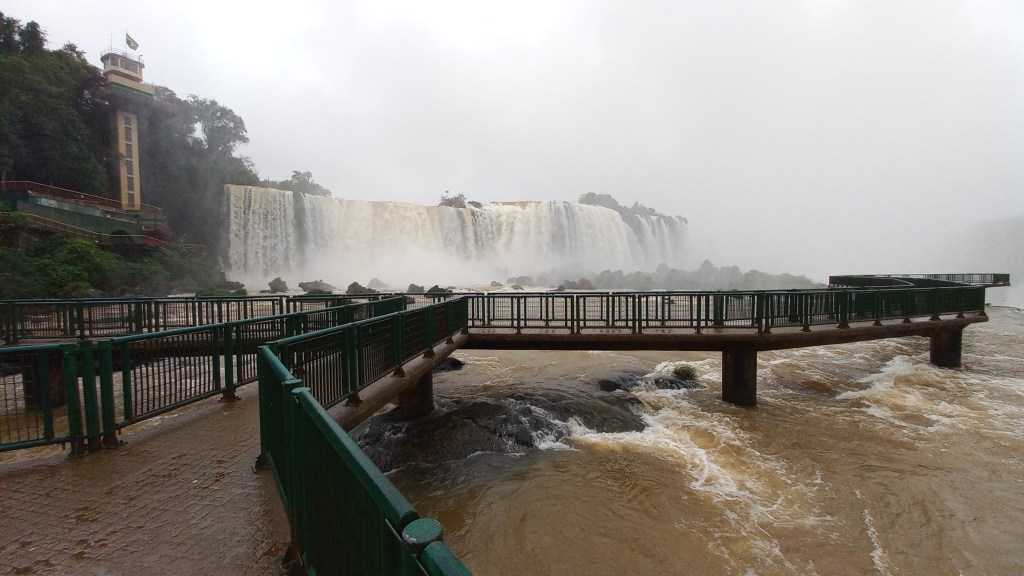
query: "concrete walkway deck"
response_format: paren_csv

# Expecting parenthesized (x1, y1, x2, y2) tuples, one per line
(0, 391, 290, 575)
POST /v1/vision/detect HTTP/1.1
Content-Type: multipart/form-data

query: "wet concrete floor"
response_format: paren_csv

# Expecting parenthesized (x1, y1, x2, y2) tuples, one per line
(0, 391, 290, 575)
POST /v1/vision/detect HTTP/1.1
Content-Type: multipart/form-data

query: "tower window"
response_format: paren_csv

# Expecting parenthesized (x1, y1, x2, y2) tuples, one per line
(127, 193, 136, 208)
(125, 159, 134, 174)
(125, 143, 133, 158)
(125, 126, 133, 142)
(127, 175, 135, 191)
(124, 115, 132, 127)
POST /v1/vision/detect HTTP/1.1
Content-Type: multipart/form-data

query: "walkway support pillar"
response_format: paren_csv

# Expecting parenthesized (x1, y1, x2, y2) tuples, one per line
(721, 346, 758, 406)
(929, 328, 963, 368)
(398, 371, 434, 420)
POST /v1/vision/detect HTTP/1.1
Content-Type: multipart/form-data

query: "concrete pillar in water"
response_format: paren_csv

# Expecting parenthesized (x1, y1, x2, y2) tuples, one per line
(721, 347, 758, 406)
(930, 328, 963, 368)
(398, 371, 434, 420)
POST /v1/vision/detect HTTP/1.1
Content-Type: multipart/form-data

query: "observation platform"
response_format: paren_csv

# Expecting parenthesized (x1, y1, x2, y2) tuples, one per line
(0, 274, 1010, 575)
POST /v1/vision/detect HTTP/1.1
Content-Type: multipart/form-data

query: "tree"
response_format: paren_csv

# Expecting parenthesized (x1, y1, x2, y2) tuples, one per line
(439, 191, 466, 208)
(264, 170, 331, 196)
(0, 13, 21, 54)
(16, 20, 44, 53)
(185, 96, 249, 155)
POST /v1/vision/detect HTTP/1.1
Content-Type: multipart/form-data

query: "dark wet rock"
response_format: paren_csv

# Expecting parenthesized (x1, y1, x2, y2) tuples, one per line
(506, 392, 645, 433)
(356, 391, 647, 472)
(595, 369, 703, 392)
(298, 279, 336, 292)
(433, 357, 465, 372)
(645, 374, 702, 390)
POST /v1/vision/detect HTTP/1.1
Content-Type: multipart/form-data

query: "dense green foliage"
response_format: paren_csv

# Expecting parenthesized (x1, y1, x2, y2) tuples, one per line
(0, 234, 225, 298)
(0, 13, 110, 191)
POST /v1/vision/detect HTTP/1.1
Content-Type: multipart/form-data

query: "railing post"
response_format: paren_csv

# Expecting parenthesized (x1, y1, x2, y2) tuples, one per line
(393, 314, 406, 377)
(695, 294, 703, 334)
(837, 290, 850, 329)
(755, 293, 765, 334)
(353, 327, 366, 402)
(76, 301, 86, 339)
(222, 323, 239, 401)
(97, 341, 120, 448)
(445, 302, 455, 344)
(632, 294, 641, 334)
(61, 344, 87, 456)
(131, 301, 143, 333)
(78, 340, 102, 452)
(929, 289, 941, 321)
(572, 294, 580, 334)
(800, 293, 811, 332)
(211, 324, 223, 394)
(119, 341, 134, 423)
(423, 306, 436, 358)
(515, 296, 523, 334)
(285, 388, 311, 563)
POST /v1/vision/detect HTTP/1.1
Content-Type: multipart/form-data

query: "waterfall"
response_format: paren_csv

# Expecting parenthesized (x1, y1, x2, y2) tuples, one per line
(225, 185, 687, 287)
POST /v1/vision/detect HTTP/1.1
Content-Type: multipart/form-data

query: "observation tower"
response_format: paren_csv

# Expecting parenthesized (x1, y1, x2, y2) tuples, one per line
(100, 42, 154, 211)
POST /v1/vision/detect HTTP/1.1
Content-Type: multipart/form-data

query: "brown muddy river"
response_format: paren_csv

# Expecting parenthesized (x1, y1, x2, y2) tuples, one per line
(361, 306, 1024, 575)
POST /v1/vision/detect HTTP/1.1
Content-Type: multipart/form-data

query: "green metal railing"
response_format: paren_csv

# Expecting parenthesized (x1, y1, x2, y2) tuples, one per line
(0, 294, 409, 343)
(0, 343, 86, 455)
(268, 299, 466, 409)
(829, 273, 1011, 288)
(0, 280, 995, 455)
(258, 298, 472, 575)
(464, 285, 988, 334)
(0, 297, 406, 454)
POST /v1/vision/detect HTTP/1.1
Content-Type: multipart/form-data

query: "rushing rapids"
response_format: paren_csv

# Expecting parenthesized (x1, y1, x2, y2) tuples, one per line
(225, 185, 687, 286)
(360, 306, 1024, 575)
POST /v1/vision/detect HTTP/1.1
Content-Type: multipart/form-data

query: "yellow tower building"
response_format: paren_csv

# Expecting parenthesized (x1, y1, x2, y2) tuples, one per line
(100, 49, 155, 211)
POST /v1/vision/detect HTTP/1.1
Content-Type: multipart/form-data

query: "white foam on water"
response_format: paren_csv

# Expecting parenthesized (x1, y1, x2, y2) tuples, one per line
(832, 355, 979, 435)
(562, 389, 837, 571)
(855, 489, 892, 576)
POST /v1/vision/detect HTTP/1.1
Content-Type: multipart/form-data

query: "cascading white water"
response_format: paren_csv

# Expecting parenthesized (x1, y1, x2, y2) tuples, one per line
(225, 185, 687, 287)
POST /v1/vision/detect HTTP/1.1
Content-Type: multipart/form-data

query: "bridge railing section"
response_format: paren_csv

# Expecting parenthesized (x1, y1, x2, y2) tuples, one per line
(0, 343, 87, 455)
(0, 297, 406, 454)
(268, 298, 466, 410)
(0, 294, 406, 344)
(257, 298, 471, 575)
(830, 274, 1011, 288)
(465, 286, 987, 334)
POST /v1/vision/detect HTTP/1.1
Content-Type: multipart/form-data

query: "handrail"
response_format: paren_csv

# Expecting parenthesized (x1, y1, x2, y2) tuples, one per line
(258, 298, 473, 575)
(461, 285, 988, 334)
(0, 298, 406, 453)
(830, 274, 1011, 288)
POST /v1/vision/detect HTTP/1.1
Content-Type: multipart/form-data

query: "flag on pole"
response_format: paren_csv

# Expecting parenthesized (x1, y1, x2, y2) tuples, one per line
(126, 32, 139, 50)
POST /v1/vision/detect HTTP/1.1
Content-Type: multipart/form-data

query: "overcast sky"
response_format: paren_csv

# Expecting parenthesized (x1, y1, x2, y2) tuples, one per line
(8, 0, 1024, 294)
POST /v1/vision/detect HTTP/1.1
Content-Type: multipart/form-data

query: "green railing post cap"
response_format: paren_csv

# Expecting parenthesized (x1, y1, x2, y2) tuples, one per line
(403, 518, 444, 553)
